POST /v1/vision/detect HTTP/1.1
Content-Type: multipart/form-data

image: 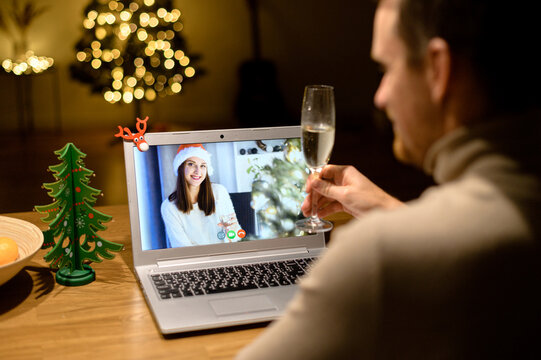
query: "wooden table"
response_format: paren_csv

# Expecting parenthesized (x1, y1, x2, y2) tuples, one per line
(0, 205, 352, 359)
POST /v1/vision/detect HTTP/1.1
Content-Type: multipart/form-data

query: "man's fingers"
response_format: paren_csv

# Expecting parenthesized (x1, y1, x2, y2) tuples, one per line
(319, 164, 345, 182)
(319, 164, 338, 178)
(301, 192, 312, 217)
(302, 165, 347, 218)
(312, 177, 343, 201)
(302, 194, 343, 219)
(316, 201, 343, 219)
(304, 174, 313, 193)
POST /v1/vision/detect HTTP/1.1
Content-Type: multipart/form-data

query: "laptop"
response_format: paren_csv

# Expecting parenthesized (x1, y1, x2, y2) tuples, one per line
(122, 126, 327, 334)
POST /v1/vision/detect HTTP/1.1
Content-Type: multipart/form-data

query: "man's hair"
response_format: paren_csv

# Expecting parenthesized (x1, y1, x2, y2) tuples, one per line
(168, 162, 216, 215)
(395, 0, 540, 113)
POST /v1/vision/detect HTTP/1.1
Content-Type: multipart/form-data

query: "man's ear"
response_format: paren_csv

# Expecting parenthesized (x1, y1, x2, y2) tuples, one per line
(425, 38, 451, 103)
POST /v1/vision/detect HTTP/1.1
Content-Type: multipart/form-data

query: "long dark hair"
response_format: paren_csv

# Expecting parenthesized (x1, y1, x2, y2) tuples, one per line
(168, 161, 216, 215)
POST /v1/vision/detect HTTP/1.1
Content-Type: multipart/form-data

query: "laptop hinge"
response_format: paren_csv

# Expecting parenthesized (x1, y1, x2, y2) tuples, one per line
(156, 247, 309, 269)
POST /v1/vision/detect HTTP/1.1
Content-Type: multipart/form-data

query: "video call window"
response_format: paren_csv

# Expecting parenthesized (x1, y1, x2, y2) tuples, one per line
(134, 138, 308, 250)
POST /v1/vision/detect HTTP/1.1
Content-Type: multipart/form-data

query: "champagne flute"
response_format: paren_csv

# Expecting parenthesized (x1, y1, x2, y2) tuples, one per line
(296, 85, 335, 233)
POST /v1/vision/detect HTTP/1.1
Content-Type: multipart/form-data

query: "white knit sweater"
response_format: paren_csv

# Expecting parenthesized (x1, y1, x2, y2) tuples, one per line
(161, 183, 241, 247)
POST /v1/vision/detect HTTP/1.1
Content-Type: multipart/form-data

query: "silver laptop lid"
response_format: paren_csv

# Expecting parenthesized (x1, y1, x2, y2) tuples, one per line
(123, 126, 325, 266)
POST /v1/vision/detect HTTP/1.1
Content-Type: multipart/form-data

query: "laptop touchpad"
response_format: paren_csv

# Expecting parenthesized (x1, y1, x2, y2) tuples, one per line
(209, 295, 277, 316)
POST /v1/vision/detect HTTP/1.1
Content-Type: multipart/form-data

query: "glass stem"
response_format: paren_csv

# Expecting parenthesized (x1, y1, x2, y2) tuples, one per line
(310, 168, 321, 224)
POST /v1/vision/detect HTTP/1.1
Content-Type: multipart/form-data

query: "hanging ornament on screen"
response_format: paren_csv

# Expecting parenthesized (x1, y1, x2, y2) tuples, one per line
(70, 0, 201, 104)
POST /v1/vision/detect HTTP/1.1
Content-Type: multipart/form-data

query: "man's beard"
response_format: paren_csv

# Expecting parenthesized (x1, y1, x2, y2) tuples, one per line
(392, 133, 416, 166)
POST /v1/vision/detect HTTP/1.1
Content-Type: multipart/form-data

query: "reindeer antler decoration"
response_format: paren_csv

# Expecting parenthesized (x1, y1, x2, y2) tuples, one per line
(115, 116, 149, 152)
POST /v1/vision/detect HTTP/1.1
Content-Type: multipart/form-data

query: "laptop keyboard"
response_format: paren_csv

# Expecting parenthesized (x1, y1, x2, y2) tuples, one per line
(150, 258, 316, 299)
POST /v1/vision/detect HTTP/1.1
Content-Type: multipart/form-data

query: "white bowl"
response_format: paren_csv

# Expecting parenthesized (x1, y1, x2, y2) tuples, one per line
(0, 215, 44, 287)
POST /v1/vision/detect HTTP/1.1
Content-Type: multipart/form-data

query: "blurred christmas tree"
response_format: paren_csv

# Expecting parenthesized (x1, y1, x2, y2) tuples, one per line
(70, 0, 200, 107)
(249, 139, 309, 239)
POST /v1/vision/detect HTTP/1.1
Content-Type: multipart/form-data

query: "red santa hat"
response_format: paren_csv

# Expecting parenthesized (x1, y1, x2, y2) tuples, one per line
(173, 143, 214, 176)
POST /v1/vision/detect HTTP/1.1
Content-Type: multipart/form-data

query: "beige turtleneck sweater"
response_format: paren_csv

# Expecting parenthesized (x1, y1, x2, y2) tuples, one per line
(236, 115, 541, 359)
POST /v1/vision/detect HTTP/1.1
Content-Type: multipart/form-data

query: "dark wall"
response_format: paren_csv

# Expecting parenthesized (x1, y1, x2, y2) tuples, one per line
(0, 0, 379, 131)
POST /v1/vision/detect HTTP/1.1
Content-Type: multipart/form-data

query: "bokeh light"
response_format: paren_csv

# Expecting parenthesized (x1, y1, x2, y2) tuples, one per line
(2, 51, 54, 75)
(70, 0, 198, 104)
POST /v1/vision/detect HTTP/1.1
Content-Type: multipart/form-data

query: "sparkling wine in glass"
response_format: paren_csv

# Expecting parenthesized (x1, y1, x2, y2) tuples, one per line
(296, 85, 335, 233)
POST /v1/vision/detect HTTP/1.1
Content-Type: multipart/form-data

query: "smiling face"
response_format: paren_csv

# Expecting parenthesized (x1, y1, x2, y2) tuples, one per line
(183, 157, 207, 188)
(371, 0, 444, 167)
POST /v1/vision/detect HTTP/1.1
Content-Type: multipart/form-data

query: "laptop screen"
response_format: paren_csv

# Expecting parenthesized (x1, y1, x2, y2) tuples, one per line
(132, 135, 310, 251)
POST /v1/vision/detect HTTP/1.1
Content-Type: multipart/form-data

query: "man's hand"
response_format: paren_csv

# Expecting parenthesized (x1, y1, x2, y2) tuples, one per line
(301, 165, 404, 220)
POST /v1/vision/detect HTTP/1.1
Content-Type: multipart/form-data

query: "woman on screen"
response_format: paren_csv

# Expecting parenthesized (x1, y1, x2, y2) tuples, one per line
(161, 144, 242, 247)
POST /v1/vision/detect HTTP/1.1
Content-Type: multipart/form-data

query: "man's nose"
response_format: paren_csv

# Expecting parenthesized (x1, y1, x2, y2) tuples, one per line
(373, 78, 386, 110)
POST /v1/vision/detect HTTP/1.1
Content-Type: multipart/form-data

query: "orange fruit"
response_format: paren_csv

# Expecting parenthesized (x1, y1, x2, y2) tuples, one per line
(0, 237, 19, 265)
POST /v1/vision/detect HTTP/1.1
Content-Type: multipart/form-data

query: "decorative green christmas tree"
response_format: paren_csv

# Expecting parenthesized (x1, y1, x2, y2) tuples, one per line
(35, 143, 123, 286)
(70, 0, 200, 106)
(249, 139, 308, 239)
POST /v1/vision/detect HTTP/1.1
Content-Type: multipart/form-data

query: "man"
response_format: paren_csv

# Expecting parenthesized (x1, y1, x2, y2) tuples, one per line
(237, 0, 541, 358)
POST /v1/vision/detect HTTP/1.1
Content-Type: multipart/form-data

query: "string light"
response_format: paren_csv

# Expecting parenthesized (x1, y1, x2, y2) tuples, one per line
(88, 10, 98, 20)
(134, 88, 144, 99)
(145, 88, 156, 101)
(185, 67, 195, 78)
(76, 52, 87, 62)
(120, 11, 131, 21)
(123, 91, 133, 103)
(179, 56, 190, 66)
(91, 59, 102, 69)
(109, 1, 119, 11)
(163, 49, 174, 58)
(171, 83, 181, 93)
(2, 51, 54, 75)
(73, 0, 196, 104)
(164, 59, 174, 69)
(157, 8, 167, 18)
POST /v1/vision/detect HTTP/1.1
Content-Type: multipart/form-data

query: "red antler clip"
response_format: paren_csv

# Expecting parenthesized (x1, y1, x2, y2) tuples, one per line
(114, 116, 150, 152)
